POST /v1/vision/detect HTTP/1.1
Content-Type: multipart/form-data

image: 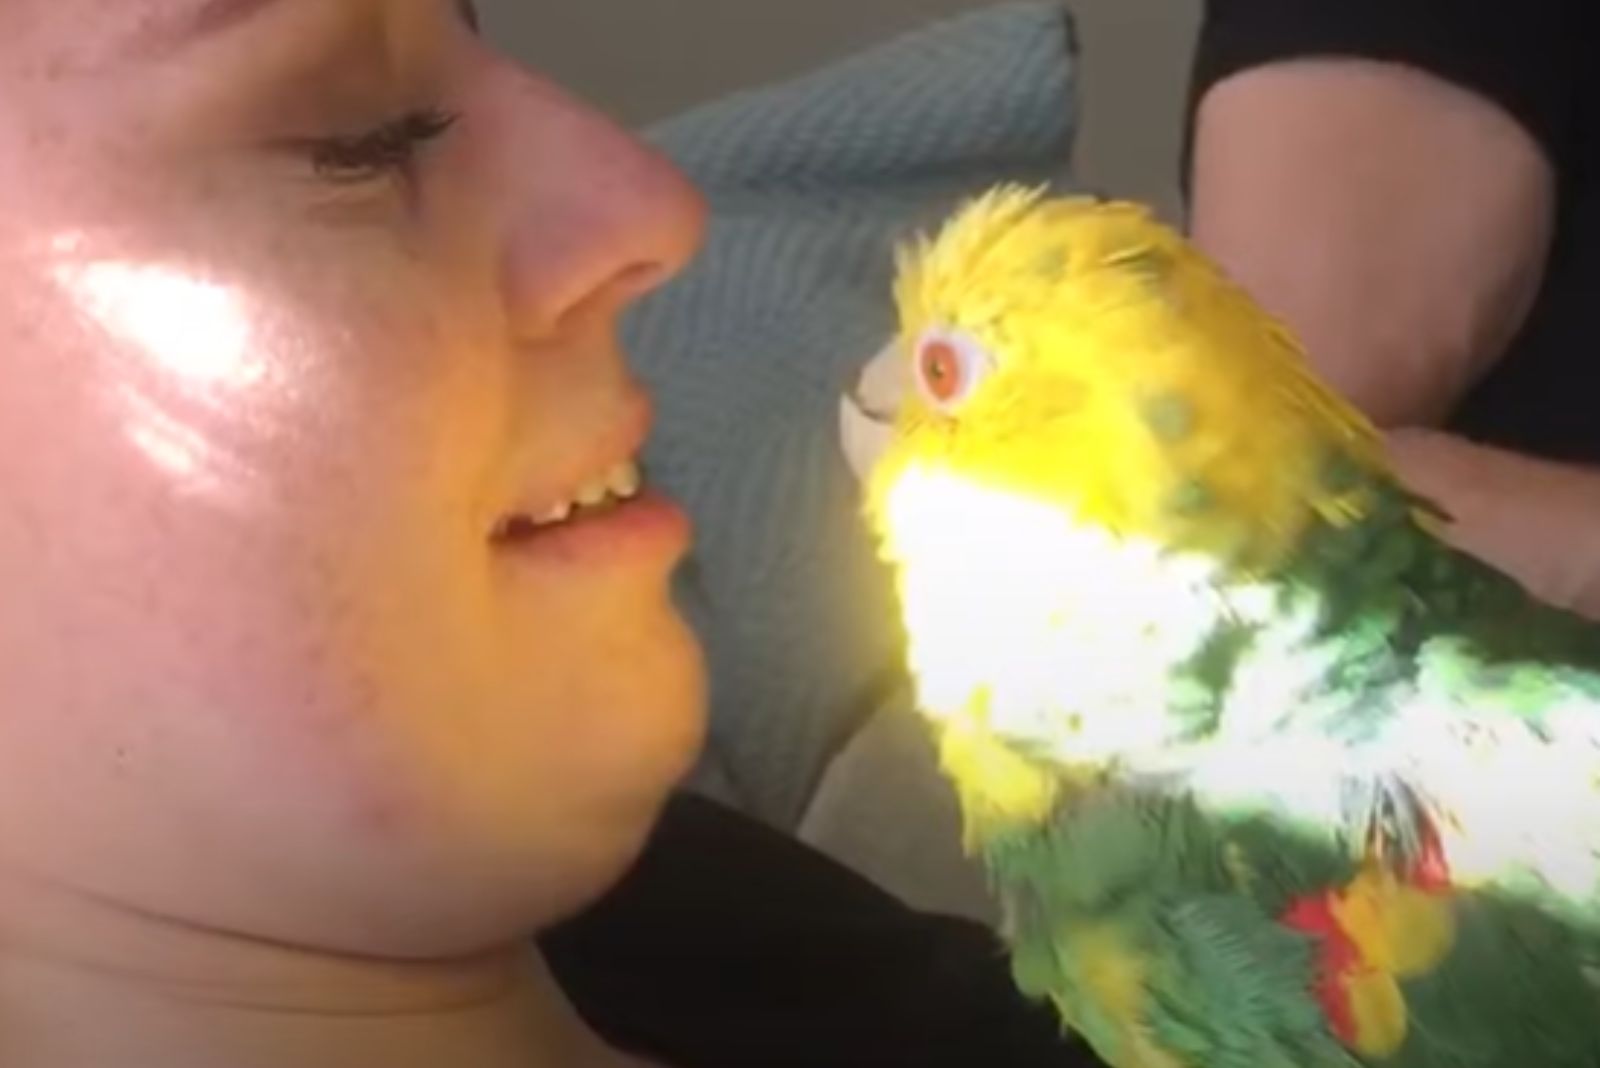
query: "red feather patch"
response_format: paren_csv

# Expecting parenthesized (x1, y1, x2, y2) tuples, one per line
(1281, 893, 1361, 1045)
(1409, 819, 1452, 893)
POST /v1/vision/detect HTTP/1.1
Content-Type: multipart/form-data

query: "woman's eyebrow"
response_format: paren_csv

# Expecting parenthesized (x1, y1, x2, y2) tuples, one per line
(115, 0, 293, 59)
(141, 0, 464, 54)
(168, 0, 286, 44)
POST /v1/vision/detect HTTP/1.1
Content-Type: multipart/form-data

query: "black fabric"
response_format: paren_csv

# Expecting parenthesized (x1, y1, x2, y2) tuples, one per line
(1191, 1, 1584, 164)
(1187, 0, 1600, 465)
(542, 792, 1103, 1068)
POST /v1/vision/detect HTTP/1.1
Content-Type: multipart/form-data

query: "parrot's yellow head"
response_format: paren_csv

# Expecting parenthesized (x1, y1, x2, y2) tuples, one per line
(865, 185, 1393, 576)
(861, 187, 1402, 778)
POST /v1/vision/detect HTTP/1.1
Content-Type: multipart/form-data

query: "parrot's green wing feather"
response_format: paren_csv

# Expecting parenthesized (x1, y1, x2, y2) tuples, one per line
(1145, 896, 1360, 1068)
(1395, 895, 1600, 1067)
(985, 789, 1367, 1067)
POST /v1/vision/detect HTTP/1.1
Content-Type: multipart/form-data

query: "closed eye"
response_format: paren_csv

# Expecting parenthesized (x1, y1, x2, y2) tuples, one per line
(302, 108, 460, 185)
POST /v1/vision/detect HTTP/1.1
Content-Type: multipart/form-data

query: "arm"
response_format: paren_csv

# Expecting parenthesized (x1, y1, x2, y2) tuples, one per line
(1387, 428, 1600, 616)
(1189, 58, 1555, 426)
(1185, 2, 1600, 614)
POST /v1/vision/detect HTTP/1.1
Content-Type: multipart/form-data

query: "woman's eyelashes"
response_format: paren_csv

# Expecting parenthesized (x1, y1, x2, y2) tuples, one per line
(303, 107, 460, 185)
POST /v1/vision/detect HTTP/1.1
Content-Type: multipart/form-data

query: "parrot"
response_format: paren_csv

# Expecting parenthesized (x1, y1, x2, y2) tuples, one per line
(850, 185, 1600, 1068)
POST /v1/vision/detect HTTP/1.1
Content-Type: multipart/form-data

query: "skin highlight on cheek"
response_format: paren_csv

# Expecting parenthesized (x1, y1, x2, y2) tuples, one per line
(47, 250, 276, 503)
(58, 258, 265, 390)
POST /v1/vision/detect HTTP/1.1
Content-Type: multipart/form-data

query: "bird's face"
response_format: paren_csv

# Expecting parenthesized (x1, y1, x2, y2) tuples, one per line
(859, 191, 1222, 560)
(844, 189, 1389, 766)
(852, 232, 1238, 762)
(850, 188, 1390, 585)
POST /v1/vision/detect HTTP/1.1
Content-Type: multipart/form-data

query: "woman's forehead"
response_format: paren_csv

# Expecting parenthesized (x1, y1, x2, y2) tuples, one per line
(0, 0, 233, 42)
(6, 0, 475, 70)
(0, 0, 250, 69)
(126, 0, 289, 50)
(1, 0, 385, 69)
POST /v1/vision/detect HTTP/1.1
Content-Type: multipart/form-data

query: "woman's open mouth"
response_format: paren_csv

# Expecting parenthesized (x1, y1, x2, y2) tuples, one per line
(491, 459, 642, 541)
(490, 458, 689, 567)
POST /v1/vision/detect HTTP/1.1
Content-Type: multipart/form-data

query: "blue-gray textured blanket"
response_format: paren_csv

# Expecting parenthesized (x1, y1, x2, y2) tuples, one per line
(625, 2, 1081, 827)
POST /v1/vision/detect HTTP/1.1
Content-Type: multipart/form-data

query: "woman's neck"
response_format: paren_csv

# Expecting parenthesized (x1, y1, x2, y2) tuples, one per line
(0, 868, 646, 1068)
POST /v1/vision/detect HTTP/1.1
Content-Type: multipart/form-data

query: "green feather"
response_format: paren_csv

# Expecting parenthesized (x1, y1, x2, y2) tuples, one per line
(980, 788, 1368, 1065)
(1388, 896, 1600, 1067)
(954, 478, 1600, 1064)
(1144, 896, 1358, 1068)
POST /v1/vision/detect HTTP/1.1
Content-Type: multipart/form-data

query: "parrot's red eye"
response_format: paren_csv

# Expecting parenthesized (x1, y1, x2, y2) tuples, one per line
(913, 329, 992, 413)
(920, 342, 962, 401)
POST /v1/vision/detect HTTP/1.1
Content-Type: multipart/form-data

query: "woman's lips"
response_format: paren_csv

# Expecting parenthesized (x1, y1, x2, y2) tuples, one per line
(489, 387, 683, 570)
(490, 464, 690, 571)
(492, 458, 643, 538)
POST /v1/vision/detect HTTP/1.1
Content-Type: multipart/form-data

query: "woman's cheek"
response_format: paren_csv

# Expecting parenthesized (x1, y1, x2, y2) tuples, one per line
(0, 192, 513, 743)
(3, 240, 454, 619)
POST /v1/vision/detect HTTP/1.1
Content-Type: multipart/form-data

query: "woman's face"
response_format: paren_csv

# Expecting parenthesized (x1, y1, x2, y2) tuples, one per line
(0, 0, 706, 955)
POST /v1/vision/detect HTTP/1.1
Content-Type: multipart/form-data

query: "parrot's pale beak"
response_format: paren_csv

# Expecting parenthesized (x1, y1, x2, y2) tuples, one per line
(839, 339, 908, 484)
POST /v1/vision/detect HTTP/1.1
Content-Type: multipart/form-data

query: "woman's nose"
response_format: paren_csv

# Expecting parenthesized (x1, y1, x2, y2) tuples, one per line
(493, 71, 706, 340)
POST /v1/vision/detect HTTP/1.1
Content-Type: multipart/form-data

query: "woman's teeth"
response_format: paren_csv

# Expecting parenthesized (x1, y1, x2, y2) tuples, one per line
(505, 460, 644, 536)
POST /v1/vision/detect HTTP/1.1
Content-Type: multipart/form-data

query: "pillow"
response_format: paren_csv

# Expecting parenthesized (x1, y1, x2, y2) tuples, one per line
(626, 2, 1082, 828)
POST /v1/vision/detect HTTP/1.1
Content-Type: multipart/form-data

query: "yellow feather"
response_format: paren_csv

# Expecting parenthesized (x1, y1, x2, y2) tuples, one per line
(1326, 868, 1456, 1057)
(1065, 924, 1192, 1068)
(1330, 868, 1456, 977)
(870, 185, 1403, 578)
(936, 711, 1062, 847)
(1341, 970, 1410, 1058)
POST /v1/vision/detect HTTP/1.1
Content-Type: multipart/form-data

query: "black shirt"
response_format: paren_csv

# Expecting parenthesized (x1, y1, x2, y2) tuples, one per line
(1190, 0, 1600, 464)
(543, 793, 1101, 1067)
